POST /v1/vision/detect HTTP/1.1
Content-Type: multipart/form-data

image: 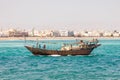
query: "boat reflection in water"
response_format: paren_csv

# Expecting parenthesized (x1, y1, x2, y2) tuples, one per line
(25, 39, 101, 56)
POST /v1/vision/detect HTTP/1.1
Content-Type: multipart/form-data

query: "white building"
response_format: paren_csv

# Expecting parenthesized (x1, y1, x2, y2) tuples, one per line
(103, 31, 112, 37)
(39, 30, 53, 37)
(90, 31, 101, 37)
(1, 31, 9, 37)
(74, 31, 81, 37)
(59, 30, 68, 37)
(80, 31, 89, 37)
(112, 32, 120, 37)
(28, 29, 40, 37)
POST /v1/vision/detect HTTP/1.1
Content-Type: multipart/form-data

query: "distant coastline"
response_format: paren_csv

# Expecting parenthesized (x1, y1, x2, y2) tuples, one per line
(0, 37, 120, 41)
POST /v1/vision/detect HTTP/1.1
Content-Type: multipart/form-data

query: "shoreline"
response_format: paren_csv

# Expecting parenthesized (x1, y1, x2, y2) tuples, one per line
(0, 37, 120, 41)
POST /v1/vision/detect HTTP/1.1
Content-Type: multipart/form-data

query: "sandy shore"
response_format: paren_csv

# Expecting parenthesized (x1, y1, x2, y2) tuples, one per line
(0, 37, 120, 41)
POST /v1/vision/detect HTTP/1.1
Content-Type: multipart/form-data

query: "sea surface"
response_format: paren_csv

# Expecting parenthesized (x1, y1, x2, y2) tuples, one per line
(0, 39, 120, 80)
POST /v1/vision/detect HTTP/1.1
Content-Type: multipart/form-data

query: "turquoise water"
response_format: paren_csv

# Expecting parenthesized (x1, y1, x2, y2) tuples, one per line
(0, 40, 120, 80)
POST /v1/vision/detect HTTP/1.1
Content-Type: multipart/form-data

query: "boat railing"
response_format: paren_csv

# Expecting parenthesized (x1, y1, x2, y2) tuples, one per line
(24, 39, 100, 51)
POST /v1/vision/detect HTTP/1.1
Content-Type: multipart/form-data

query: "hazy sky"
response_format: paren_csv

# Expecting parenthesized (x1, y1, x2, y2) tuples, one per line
(0, 0, 120, 31)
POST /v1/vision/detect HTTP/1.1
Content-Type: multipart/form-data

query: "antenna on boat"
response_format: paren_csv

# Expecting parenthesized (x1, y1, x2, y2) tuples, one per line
(23, 35, 27, 46)
(24, 36, 26, 43)
(36, 38, 39, 48)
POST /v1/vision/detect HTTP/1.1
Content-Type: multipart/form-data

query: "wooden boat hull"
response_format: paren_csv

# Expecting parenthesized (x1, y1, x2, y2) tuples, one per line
(25, 45, 100, 56)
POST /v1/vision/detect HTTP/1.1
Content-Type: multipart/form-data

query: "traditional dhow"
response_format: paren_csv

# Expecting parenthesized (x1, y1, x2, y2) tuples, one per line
(25, 39, 101, 56)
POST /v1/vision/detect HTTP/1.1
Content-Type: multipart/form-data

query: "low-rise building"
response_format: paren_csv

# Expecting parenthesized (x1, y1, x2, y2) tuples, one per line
(103, 31, 112, 37)
(7, 28, 28, 37)
(90, 31, 101, 37)
(59, 30, 68, 37)
(52, 30, 60, 37)
(112, 32, 120, 37)
(68, 31, 74, 37)
(80, 31, 89, 37)
(74, 31, 81, 37)
(39, 30, 54, 37)
(0, 31, 9, 37)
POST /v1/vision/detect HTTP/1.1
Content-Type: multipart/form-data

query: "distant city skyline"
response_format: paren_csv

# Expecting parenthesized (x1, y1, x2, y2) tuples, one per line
(0, 0, 120, 31)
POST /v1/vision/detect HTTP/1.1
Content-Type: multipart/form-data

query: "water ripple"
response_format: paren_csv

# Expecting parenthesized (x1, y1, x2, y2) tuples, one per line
(0, 40, 120, 80)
